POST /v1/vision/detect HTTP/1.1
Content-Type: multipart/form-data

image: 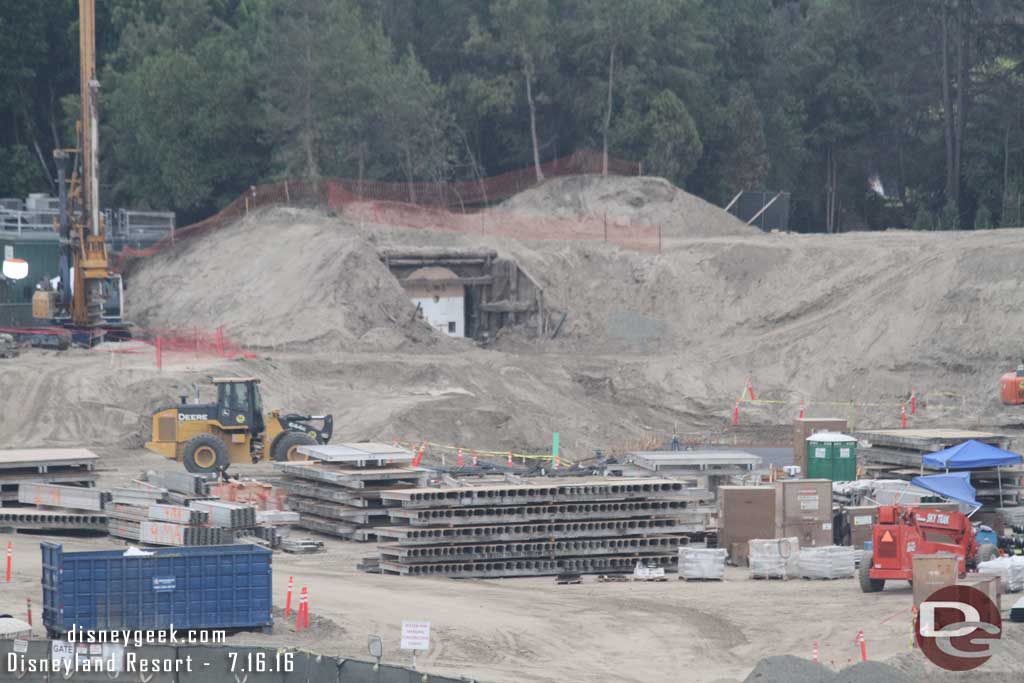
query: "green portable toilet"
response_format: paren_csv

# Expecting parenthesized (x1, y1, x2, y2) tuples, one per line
(805, 432, 857, 481)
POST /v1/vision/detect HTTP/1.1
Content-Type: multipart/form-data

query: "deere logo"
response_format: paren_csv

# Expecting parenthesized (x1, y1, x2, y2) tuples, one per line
(236, 415, 245, 423)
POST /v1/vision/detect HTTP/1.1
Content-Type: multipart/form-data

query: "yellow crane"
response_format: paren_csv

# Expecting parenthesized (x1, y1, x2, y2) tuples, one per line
(32, 0, 111, 332)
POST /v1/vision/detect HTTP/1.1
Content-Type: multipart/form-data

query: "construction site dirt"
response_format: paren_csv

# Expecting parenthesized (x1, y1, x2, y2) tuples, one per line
(6, 176, 1024, 681)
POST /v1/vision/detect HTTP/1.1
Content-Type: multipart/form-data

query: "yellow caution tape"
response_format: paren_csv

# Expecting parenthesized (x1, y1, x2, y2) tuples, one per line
(395, 439, 553, 461)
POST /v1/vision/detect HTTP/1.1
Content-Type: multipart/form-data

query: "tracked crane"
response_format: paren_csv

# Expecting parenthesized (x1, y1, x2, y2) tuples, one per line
(32, 0, 113, 341)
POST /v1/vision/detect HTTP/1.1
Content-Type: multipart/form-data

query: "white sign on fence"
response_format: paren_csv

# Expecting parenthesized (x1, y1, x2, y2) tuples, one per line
(400, 621, 431, 651)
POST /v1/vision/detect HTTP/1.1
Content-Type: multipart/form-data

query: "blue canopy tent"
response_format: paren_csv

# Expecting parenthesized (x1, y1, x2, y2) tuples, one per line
(921, 440, 1023, 507)
(910, 472, 982, 509)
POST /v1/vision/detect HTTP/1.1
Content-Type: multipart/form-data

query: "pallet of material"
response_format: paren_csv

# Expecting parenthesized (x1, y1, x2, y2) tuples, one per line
(0, 509, 107, 532)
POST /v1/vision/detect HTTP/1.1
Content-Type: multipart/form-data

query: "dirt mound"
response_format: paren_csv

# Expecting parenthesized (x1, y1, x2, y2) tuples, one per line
(125, 208, 440, 350)
(744, 655, 833, 682)
(498, 174, 757, 238)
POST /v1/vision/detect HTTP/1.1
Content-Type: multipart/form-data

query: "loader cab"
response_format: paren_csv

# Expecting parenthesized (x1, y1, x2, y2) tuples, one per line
(214, 377, 265, 435)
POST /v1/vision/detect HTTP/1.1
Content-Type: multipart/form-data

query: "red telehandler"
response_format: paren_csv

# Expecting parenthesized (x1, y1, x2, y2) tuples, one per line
(859, 504, 996, 592)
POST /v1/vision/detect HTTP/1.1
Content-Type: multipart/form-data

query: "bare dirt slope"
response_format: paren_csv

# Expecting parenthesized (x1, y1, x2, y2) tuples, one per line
(498, 174, 757, 238)
(4, 176, 1024, 455)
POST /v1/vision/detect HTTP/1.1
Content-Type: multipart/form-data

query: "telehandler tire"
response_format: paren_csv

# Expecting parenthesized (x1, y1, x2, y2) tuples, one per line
(859, 553, 885, 593)
(183, 434, 229, 473)
(271, 432, 316, 462)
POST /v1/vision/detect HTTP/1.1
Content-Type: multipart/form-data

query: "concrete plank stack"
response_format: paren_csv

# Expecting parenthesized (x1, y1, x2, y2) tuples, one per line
(855, 429, 1023, 509)
(0, 448, 99, 503)
(622, 450, 764, 494)
(374, 477, 712, 578)
(276, 442, 425, 541)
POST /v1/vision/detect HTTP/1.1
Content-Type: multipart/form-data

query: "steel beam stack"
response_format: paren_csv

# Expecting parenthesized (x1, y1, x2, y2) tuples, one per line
(374, 477, 712, 577)
(276, 442, 425, 541)
(0, 448, 98, 503)
(17, 482, 110, 511)
(143, 470, 212, 505)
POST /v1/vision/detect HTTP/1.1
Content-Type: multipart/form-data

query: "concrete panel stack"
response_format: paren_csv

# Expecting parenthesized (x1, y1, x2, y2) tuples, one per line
(276, 443, 425, 541)
(0, 448, 99, 504)
(374, 477, 711, 578)
(855, 429, 1022, 510)
(623, 450, 763, 493)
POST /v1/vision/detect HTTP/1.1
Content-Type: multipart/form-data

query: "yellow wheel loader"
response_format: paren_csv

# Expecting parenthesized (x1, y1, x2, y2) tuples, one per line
(145, 378, 333, 473)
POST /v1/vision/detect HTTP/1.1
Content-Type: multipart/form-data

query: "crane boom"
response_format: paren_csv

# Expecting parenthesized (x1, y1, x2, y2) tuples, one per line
(72, 0, 109, 326)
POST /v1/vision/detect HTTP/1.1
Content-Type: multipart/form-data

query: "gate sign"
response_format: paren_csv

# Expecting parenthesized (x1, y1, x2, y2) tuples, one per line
(153, 576, 176, 592)
(400, 621, 431, 651)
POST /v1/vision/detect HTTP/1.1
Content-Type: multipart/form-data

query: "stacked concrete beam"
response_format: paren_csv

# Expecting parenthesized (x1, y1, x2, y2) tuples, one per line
(0, 448, 98, 503)
(375, 477, 712, 577)
(17, 482, 110, 511)
(276, 443, 424, 541)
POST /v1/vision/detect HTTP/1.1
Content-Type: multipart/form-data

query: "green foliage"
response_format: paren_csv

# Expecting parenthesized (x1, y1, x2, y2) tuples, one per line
(641, 91, 702, 184)
(912, 206, 932, 231)
(5, 0, 1024, 232)
(975, 205, 993, 230)
(0, 145, 46, 197)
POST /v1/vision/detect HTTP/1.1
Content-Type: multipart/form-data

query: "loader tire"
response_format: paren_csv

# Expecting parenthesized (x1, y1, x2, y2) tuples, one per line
(859, 553, 885, 593)
(183, 434, 229, 473)
(271, 432, 316, 462)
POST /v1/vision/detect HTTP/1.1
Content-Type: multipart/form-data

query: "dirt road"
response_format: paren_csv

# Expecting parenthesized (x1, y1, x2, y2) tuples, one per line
(7, 530, 1019, 683)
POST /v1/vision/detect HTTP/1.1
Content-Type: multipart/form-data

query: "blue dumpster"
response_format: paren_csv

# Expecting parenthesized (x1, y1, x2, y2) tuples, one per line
(41, 542, 273, 635)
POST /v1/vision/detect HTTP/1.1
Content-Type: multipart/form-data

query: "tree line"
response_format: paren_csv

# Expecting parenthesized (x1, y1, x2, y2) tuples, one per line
(2, 0, 1024, 231)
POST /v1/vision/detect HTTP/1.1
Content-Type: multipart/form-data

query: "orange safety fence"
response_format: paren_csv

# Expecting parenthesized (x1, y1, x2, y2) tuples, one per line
(113, 149, 643, 271)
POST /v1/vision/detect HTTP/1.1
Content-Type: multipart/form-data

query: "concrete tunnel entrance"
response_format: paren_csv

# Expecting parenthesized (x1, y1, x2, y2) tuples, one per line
(379, 247, 547, 341)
